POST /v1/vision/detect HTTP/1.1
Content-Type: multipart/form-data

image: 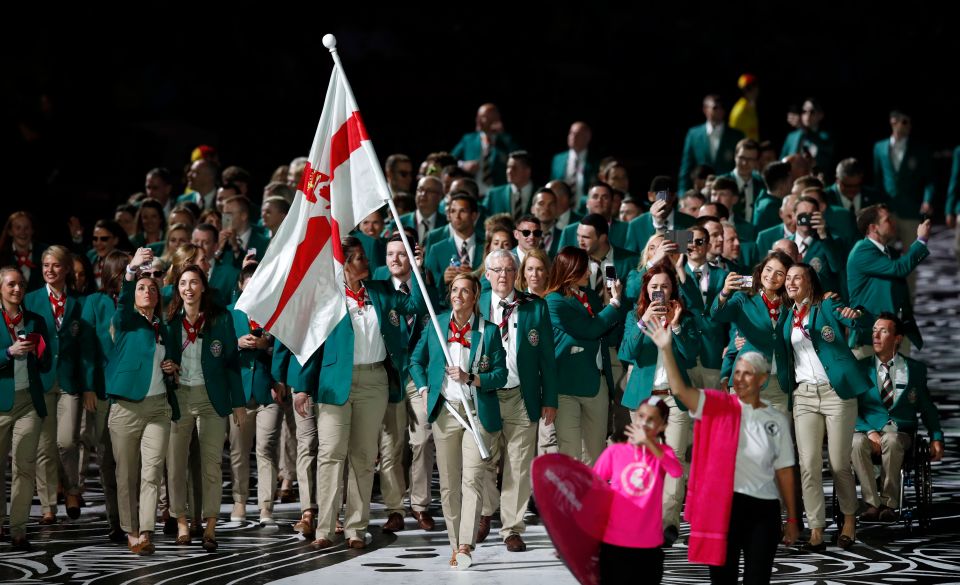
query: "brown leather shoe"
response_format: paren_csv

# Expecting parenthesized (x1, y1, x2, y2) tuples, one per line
(137, 533, 156, 556)
(476, 515, 492, 543)
(859, 505, 880, 522)
(294, 510, 316, 538)
(65, 493, 82, 520)
(11, 536, 31, 551)
(382, 512, 405, 533)
(310, 537, 334, 550)
(505, 534, 526, 552)
(347, 537, 366, 549)
(39, 512, 56, 526)
(878, 506, 899, 523)
(412, 511, 435, 531)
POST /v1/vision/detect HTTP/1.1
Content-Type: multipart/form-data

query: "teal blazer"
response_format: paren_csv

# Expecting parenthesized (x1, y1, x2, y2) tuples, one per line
(947, 146, 960, 217)
(478, 290, 560, 422)
(545, 288, 622, 398)
(550, 151, 599, 189)
(24, 288, 85, 394)
(299, 280, 426, 406)
(856, 355, 942, 441)
(624, 211, 696, 254)
(717, 171, 765, 222)
(0, 310, 52, 416)
(752, 191, 784, 232)
(105, 280, 180, 420)
(423, 232, 484, 306)
(383, 211, 447, 240)
(484, 184, 533, 217)
(846, 238, 928, 348)
(451, 131, 519, 187)
(208, 260, 241, 308)
(781, 128, 835, 175)
(618, 312, 698, 410)
(755, 224, 789, 256)
(558, 220, 629, 250)
(272, 340, 304, 390)
(229, 304, 274, 406)
(711, 291, 784, 364)
(773, 299, 879, 408)
(824, 205, 858, 253)
(872, 139, 935, 220)
(822, 184, 889, 210)
(678, 265, 729, 369)
(678, 124, 744, 191)
(80, 292, 117, 399)
(409, 312, 508, 433)
(791, 234, 846, 299)
(166, 307, 244, 417)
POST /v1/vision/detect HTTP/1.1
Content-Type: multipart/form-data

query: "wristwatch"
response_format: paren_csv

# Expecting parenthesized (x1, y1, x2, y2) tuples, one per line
(467, 373, 476, 385)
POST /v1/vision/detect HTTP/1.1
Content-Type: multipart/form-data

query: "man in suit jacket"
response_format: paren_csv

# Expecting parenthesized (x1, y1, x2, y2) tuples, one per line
(451, 103, 519, 194)
(791, 196, 847, 298)
(550, 121, 598, 202)
(945, 145, 960, 262)
(176, 159, 219, 210)
(753, 162, 794, 232)
(559, 183, 629, 249)
(824, 158, 890, 216)
(754, 193, 797, 255)
(846, 205, 931, 354)
(477, 250, 559, 551)
(680, 225, 729, 389)
(679, 95, 745, 192)
(384, 176, 446, 244)
(853, 314, 943, 523)
(781, 98, 835, 179)
(424, 194, 485, 306)
(545, 180, 582, 232)
(718, 138, 764, 222)
(221, 196, 270, 266)
(484, 151, 535, 221)
(530, 188, 563, 257)
(708, 179, 756, 241)
(625, 176, 696, 253)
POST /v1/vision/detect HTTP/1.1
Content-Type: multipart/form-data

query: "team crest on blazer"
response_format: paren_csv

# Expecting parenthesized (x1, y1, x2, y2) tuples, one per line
(478, 355, 491, 372)
(527, 329, 540, 347)
(810, 257, 823, 273)
(820, 326, 836, 343)
(388, 309, 400, 327)
(210, 340, 223, 357)
(69, 320, 81, 337)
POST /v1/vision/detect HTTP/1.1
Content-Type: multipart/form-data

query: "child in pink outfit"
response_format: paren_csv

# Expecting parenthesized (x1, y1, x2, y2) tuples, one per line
(593, 396, 682, 584)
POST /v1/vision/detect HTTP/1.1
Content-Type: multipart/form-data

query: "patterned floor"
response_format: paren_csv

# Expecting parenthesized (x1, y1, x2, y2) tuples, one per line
(2, 227, 959, 585)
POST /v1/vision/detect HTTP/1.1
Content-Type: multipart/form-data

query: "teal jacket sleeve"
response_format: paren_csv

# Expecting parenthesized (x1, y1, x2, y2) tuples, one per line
(547, 294, 622, 340)
(710, 290, 745, 323)
(270, 339, 289, 385)
(856, 388, 890, 433)
(535, 303, 560, 410)
(409, 329, 429, 390)
(851, 240, 929, 280)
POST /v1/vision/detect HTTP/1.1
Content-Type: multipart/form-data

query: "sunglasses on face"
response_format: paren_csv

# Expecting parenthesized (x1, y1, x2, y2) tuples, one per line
(692, 238, 706, 246)
(519, 229, 543, 238)
(93, 235, 114, 242)
(145, 270, 165, 278)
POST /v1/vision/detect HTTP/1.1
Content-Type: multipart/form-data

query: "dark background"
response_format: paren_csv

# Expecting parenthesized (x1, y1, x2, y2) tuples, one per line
(3, 5, 958, 242)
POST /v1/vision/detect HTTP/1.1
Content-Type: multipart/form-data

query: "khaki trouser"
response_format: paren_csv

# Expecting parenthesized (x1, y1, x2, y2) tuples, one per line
(852, 430, 912, 509)
(406, 381, 435, 512)
(278, 398, 297, 485)
(56, 390, 85, 498)
(93, 397, 119, 524)
(556, 380, 608, 466)
(228, 401, 282, 510)
(489, 387, 537, 539)
(379, 399, 408, 515)
(109, 394, 171, 534)
(78, 402, 97, 493)
(793, 382, 858, 529)
(0, 390, 42, 537)
(314, 364, 389, 541)
(293, 391, 318, 512)
(760, 375, 789, 415)
(434, 401, 500, 552)
(35, 390, 60, 513)
(167, 385, 228, 519)
(632, 394, 692, 529)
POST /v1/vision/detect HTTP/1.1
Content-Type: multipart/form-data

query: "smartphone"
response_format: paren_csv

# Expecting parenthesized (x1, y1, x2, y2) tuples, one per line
(604, 265, 617, 288)
(797, 213, 812, 227)
(449, 254, 462, 268)
(665, 229, 693, 248)
(919, 213, 931, 223)
(251, 327, 264, 338)
(222, 212, 234, 231)
(16, 331, 27, 342)
(652, 290, 666, 303)
(740, 276, 754, 289)
(655, 190, 669, 202)
(245, 247, 257, 259)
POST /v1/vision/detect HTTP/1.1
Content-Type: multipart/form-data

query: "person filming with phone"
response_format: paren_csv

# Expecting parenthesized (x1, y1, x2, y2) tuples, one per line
(791, 195, 845, 298)
(217, 196, 269, 266)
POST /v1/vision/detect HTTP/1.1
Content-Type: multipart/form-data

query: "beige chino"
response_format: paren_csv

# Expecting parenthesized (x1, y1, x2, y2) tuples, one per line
(167, 385, 227, 519)
(0, 391, 42, 537)
(555, 380, 608, 466)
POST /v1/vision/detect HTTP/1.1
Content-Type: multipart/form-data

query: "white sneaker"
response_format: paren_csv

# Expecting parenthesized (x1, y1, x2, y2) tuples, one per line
(259, 509, 276, 526)
(455, 548, 472, 569)
(230, 503, 246, 522)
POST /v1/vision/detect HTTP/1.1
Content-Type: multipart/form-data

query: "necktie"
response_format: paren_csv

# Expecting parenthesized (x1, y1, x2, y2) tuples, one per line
(420, 219, 430, 242)
(512, 187, 523, 220)
(398, 282, 415, 327)
(572, 289, 594, 317)
(592, 261, 605, 297)
(542, 229, 553, 252)
(3, 309, 23, 342)
(448, 320, 471, 347)
(879, 361, 895, 408)
(182, 313, 205, 350)
(798, 238, 807, 257)
(459, 240, 470, 267)
(498, 298, 518, 341)
(94, 257, 104, 288)
(480, 134, 493, 186)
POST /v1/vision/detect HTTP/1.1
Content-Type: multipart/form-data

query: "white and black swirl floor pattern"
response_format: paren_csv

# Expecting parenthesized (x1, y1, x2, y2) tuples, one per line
(2, 227, 959, 585)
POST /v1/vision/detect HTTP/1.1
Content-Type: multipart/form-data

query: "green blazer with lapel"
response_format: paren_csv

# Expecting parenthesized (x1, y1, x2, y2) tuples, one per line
(545, 288, 621, 398)
(679, 264, 730, 369)
(24, 288, 85, 394)
(773, 299, 877, 404)
(792, 234, 846, 299)
(80, 292, 117, 399)
(354, 231, 387, 273)
(822, 184, 889, 210)
(846, 238, 928, 348)
(781, 128, 835, 175)
(678, 123, 744, 191)
(711, 291, 784, 364)
(559, 220, 629, 250)
(423, 231, 484, 306)
(166, 307, 245, 417)
(752, 191, 785, 232)
(873, 139, 935, 220)
(384, 211, 447, 240)
(484, 184, 533, 217)
(229, 304, 274, 406)
(451, 131, 519, 187)
(946, 145, 960, 217)
(823, 205, 858, 253)
(618, 312, 698, 409)
(718, 171, 765, 222)
(856, 355, 942, 441)
(299, 280, 426, 406)
(624, 211, 696, 254)
(755, 224, 790, 256)
(550, 151, 599, 187)
(105, 280, 180, 420)
(0, 309, 52, 416)
(478, 290, 560, 422)
(208, 260, 241, 308)
(409, 312, 508, 433)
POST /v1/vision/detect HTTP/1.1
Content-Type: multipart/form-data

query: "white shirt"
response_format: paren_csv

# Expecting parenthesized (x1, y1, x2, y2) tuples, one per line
(452, 233, 477, 267)
(145, 342, 167, 397)
(791, 308, 830, 384)
(516, 247, 528, 265)
(890, 136, 908, 173)
(178, 323, 205, 386)
(348, 291, 387, 365)
(556, 209, 574, 231)
(706, 122, 724, 160)
(492, 291, 520, 389)
(237, 227, 252, 252)
(840, 192, 862, 215)
(688, 261, 710, 303)
(796, 234, 814, 258)
(439, 318, 473, 404)
(868, 235, 890, 256)
(9, 317, 28, 391)
(733, 173, 755, 221)
(588, 246, 615, 290)
(691, 392, 796, 500)
(652, 209, 676, 231)
(875, 353, 907, 405)
(415, 210, 438, 243)
(565, 149, 588, 199)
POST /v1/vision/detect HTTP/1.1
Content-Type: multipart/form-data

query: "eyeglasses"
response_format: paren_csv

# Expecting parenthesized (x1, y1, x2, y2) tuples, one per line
(518, 229, 543, 238)
(488, 267, 517, 274)
(93, 235, 114, 242)
(692, 238, 706, 246)
(137, 270, 164, 278)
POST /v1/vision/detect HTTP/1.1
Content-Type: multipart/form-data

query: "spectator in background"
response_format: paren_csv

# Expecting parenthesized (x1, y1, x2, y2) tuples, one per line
(679, 94, 745, 191)
(753, 161, 793, 231)
(550, 121, 597, 202)
(451, 103, 519, 194)
(825, 158, 888, 216)
(781, 98, 835, 180)
(222, 166, 251, 197)
(260, 196, 290, 237)
(385, 154, 414, 197)
(719, 139, 764, 222)
(178, 159, 220, 210)
(729, 73, 760, 140)
(545, 180, 581, 231)
(145, 168, 176, 216)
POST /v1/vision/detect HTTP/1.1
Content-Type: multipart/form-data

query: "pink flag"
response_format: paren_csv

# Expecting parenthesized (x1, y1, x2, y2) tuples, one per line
(236, 62, 386, 363)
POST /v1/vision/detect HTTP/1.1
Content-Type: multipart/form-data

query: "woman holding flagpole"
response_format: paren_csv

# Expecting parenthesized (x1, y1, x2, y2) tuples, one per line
(410, 272, 507, 569)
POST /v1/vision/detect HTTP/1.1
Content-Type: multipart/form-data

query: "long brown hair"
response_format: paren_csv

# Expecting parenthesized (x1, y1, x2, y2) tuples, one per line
(545, 246, 589, 297)
(100, 250, 131, 296)
(634, 261, 686, 320)
(164, 243, 204, 285)
(749, 250, 794, 305)
(166, 265, 218, 323)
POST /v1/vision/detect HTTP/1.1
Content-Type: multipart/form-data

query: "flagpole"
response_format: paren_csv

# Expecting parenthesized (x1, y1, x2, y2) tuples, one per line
(322, 34, 491, 461)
